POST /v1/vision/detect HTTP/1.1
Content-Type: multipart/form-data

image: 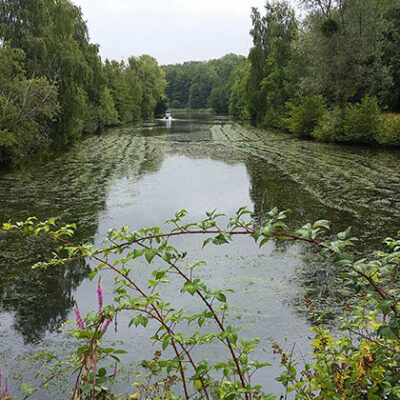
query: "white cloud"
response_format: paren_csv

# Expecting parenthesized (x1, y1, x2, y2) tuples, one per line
(72, 0, 297, 64)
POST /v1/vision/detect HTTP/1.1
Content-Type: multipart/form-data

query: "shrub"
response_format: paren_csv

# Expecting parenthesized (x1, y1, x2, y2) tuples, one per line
(378, 113, 400, 146)
(285, 95, 326, 137)
(342, 96, 382, 143)
(3, 209, 400, 399)
(312, 107, 345, 142)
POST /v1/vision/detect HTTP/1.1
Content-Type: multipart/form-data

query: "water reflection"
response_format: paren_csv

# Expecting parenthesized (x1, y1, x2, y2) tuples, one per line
(0, 127, 170, 342)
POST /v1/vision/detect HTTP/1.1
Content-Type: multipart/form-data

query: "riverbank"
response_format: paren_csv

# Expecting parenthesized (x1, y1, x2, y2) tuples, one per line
(279, 95, 400, 147)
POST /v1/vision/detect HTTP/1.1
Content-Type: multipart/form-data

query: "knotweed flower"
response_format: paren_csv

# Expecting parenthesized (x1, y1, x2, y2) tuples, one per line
(97, 280, 104, 314)
(75, 306, 86, 329)
(101, 319, 112, 332)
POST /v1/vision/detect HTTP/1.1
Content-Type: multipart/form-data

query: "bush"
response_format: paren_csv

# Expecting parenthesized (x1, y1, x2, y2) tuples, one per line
(378, 113, 400, 146)
(3, 209, 400, 399)
(342, 96, 382, 143)
(285, 95, 326, 137)
(312, 107, 345, 142)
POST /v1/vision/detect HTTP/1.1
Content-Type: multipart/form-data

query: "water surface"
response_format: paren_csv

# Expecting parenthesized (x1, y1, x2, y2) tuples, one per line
(1, 112, 399, 397)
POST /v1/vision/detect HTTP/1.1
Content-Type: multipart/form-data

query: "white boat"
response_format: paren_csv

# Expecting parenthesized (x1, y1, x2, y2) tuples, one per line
(165, 111, 172, 120)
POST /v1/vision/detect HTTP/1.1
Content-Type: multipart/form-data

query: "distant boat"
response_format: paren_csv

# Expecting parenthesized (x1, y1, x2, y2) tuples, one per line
(165, 110, 172, 120)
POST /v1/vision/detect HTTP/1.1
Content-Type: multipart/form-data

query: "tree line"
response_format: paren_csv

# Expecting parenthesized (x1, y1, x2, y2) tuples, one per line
(163, 54, 245, 114)
(165, 0, 400, 145)
(0, 0, 167, 165)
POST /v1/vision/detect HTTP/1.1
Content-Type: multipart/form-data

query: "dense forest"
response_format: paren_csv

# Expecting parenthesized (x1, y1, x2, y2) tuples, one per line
(163, 54, 245, 113)
(164, 0, 400, 145)
(2, 0, 400, 167)
(0, 0, 167, 164)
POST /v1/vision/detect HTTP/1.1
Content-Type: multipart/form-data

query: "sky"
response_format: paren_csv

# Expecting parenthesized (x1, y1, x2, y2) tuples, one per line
(71, 0, 295, 65)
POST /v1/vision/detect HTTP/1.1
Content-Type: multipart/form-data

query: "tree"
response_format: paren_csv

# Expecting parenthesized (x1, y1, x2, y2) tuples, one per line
(0, 44, 59, 163)
(247, 1, 298, 126)
(229, 59, 251, 120)
(296, 0, 392, 106)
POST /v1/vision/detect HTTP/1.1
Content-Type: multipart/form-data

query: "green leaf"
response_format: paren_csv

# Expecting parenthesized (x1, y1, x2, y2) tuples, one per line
(380, 300, 394, 314)
(145, 248, 157, 263)
(133, 249, 145, 258)
(202, 238, 213, 248)
(162, 335, 171, 350)
(155, 271, 166, 280)
(129, 315, 149, 328)
(338, 227, 352, 240)
(239, 354, 248, 365)
(212, 232, 232, 245)
(194, 380, 203, 390)
(216, 293, 227, 302)
(113, 349, 128, 354)
(312, 220, 330, 230)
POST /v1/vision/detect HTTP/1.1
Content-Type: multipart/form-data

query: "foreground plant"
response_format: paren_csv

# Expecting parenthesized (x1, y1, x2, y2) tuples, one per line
(1, 207, 400, 399)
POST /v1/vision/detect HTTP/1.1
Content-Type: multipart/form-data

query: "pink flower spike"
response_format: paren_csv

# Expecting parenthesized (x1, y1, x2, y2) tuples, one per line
(101, 319, 112, 332)
(75, 306, 86, 329)
(97, 280, 104, 314)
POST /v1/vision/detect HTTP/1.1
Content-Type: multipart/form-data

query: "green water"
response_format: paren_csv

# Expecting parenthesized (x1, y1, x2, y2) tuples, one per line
(0, 112, 399, 397)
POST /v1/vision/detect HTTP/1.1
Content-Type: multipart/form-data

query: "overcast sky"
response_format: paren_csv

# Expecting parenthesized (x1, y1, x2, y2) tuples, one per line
(71, 0, 297, 65)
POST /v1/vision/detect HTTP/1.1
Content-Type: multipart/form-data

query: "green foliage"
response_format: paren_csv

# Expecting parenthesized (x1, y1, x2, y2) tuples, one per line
(312, 107, 344, 142)
(3, 207, 289, 400)
(378, 114, 400, 146)
(99, 87, 119, 127)
(311, 98, 400, 145)
(247, 1, 298, 125)
(0, 44, 59, 163)
(134, 55, 167, 119)
(163, 54, 244, 112)
(188, 64, 218, 109)
(224, 0, 400, 147)
(342, 96, 382, 143)
(276, 231, 400, 399)
(154, 96, 168, 118)
(0, 0, 167, 165)
(170, 100, 181, 109)
(3, 207, 400, 399)
(103, 56, 167, 125)
(229, 60, 251, 120)
(296, 0, 392, 107)
(286, 95, 326, 137)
